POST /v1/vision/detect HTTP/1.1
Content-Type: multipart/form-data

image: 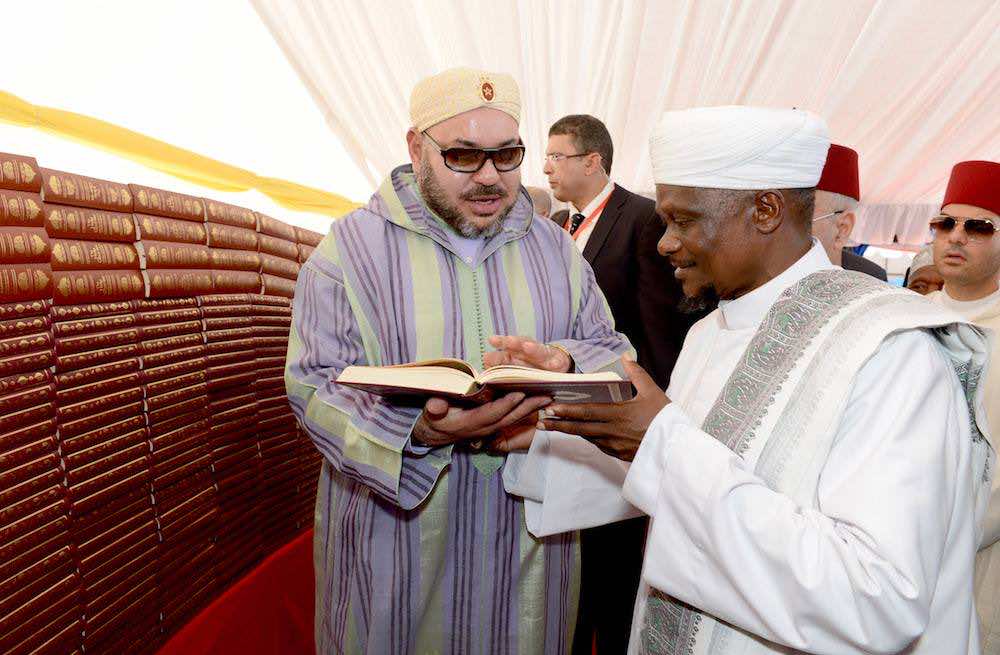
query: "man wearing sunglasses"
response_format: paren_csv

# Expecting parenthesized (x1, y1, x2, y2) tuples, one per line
(287, 67, 630, 654)
(812, 144, 887, 280)
(926, 159, 1000, 653)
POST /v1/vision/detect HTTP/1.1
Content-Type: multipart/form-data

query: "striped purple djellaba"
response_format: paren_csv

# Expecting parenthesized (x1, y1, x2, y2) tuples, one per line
(286, 165, 632, 654)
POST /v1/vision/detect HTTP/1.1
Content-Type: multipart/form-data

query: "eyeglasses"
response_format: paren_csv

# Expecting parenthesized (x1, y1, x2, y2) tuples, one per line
(543, 153, 591, 164)
(813, 210, 844, 223)
(929, 214, 998, 240)
(423, 132, 525, 173)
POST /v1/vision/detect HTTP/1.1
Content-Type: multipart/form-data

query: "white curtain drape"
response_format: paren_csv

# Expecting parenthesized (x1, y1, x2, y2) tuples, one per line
(251, 0, 999, 246)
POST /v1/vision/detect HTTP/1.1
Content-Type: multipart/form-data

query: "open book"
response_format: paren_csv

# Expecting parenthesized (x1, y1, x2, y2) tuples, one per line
(336, 358, 633, 405)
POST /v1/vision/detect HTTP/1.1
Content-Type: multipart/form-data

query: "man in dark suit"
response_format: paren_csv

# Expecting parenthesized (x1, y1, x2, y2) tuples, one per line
(813, 144, 888, 280)
(544, 114, 700, 654)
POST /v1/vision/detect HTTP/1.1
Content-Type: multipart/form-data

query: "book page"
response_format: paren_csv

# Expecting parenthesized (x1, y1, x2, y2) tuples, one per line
(477, 366, 622, 385)
(337, 364, 477, 396)
(385, 358, 478, 377)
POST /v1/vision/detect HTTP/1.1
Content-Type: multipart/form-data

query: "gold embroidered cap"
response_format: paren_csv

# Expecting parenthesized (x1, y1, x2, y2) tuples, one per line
(410, 67, 520, 131)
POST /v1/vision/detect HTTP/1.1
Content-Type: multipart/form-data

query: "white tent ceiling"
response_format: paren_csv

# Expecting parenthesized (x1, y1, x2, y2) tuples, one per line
(1, 0, 998, 246)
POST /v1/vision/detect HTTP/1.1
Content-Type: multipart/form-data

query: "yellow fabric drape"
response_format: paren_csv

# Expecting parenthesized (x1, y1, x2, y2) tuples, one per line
(0, 90, 360, 218)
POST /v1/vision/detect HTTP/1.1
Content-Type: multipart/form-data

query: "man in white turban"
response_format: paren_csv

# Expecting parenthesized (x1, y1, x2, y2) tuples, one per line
(489, 106, 993, 654)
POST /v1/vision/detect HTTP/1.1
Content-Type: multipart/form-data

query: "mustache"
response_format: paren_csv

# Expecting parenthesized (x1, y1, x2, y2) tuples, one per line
(461, 185, 507, 201)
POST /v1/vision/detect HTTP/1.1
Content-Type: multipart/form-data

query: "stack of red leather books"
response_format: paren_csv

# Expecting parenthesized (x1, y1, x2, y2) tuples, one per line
(255, 213, 301, 298)
(131, 184, 213, 298)
(51, 299, 157, 654)
(131, 296, 216, 634)
(0, 153, 54, 306)
(203, 199, 262, 295)
(197, 293, 263, 587)
(249, 294, 301, 549)
(42, 169, 144, 305)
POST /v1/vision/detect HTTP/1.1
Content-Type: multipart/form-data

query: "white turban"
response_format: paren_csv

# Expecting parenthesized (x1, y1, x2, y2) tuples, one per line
(650, 106, 830, 189)
(910, 245, 935, 272)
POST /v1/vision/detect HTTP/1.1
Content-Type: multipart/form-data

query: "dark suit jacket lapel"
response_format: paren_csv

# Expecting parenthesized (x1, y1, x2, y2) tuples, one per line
(582, 184, 627, 263)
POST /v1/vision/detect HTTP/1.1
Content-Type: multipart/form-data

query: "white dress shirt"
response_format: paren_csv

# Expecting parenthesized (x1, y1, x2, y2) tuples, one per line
(569, 179, 615, 252)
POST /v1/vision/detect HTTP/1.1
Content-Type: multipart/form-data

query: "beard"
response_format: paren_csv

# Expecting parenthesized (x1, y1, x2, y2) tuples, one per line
(418, 165, 514, 239)
(678, 284, 719, 314)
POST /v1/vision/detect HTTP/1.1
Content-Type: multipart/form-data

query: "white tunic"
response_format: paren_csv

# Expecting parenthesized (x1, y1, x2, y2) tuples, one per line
(505, 243, 987, 654)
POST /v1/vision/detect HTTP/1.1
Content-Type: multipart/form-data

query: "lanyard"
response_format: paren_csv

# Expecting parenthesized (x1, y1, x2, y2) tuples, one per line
(563, 193, 612, 241)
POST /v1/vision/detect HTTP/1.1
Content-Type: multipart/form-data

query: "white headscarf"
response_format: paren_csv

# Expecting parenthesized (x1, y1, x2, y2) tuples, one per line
(910, 244, 935, 272)
(650, 106, 830, 189)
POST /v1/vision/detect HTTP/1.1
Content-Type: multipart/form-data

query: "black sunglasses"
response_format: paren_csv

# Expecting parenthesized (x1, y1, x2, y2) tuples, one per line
(423, 132, 525, 173)
(930, 214, 998, 240)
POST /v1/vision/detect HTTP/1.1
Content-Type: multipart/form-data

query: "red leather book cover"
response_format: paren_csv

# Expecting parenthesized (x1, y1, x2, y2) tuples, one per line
(68, 458, 150, 507)
(199, 303, 252, 319)
(55, 343, 139, 373)
(253, 324, 292, 339)
(0, 226, 49, 264)
(259, 252, 300, 280)
(0, 418, 57, 457)
(0, 369, 52, 397)
(203, 326, 253, 343)
(0, 351, 53, 380)
(133, 306, 200, 325)
(297, 243, 315, 263)
(209, 247, 260, 272)
(208, 370, 255, 391)
(202, 315, 253, 332)
(50, 238, 139, 271)
(0, 264, 54, 302)
(206, 350, 254, 368)
(206, 222, 257, 251)
(52, 269, 144, 305)
(255, 355, 286, 370)
(0, 153, 42, 193)
(55, 327, 139, 355)
(143, 383, 207, 412)
(0, 190, 44, 228)
(0, 403, 55, 434)
(143, 268, 214, 298)
(65, 442, 148, 487)
(197, 292, 250, 306)
(58, 387, 143, 422)
(253, 315, 292, 328)
(0, 332, 52, 362)
(52, 312, 136, 339)
(143, 370, 207, 399)
(50, 300, 128, 322)
(148, 394, 208, 426)
(139, 344, 205, 369)
(43, 203, 136, 243)
(0, 472, 63, 532)
(41, 168, 132, 212)
(255, 212, 297, 241)
(294, 226, 323, 246)
(148, 406, 210, 438)
(150, 420, 210, 459)
(250, 293, 291, 307)
(257, 233, 298, 260)
(55, 372, 140, 406)
(130, 296, 197, 312)
(252, 304, 292, 318)
(134, 213, 207, 245)
(0, 383, 55, 415)
(139, 332, 203, 356)
(139, 357, 205, 385)
(129, 184, 204, 222)
(137, 319, 202, 341)
(70, 470, 149, 516)
(208, 391, 255, 413)
(204, 199, 255, 230)
(55, 359, 142, 396)
(0, 438, 58, 480)
(58, 401, 143, 440)
(0, 454, 61, 504)
(261, 273, 295, 298)
(63, 428, 147, 472)
(137, 239, 210, 269)
(212, 269, 261, 294)
(60, 415, 146, 457)
(205, 337, 254, 355)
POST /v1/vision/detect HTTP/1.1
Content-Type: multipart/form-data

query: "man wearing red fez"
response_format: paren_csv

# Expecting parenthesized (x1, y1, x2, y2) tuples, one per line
(812, 144, 888, 279)
(927, 159, 1000, 653)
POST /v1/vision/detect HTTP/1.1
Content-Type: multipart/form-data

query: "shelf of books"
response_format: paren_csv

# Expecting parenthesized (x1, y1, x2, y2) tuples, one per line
(0, 150, 323, 655)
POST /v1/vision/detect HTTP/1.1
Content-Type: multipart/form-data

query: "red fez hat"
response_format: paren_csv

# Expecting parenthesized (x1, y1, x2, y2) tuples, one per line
(816, 144, 860, 201)
(942, 160, 1000, 215)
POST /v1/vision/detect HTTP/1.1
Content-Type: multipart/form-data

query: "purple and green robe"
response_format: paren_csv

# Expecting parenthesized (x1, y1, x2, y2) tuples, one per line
(286, 165, 631, 654)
